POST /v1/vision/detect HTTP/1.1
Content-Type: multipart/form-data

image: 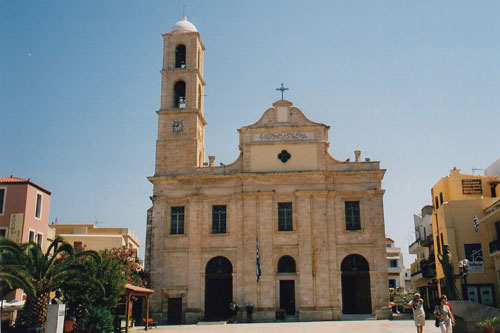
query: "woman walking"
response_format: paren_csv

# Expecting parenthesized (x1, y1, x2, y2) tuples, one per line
(434, 296, 455, 333)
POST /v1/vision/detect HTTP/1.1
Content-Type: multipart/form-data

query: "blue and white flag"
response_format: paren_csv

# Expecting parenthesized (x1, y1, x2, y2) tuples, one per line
(256, 238, 262, 282)
(473, 215, 479, 232)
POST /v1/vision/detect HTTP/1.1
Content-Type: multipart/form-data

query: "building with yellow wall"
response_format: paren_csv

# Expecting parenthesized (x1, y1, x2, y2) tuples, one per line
(50, 224, 140, 254)
(432, 168, 500, 306)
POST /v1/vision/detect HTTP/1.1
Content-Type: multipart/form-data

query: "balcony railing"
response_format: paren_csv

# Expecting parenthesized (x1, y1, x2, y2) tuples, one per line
(489, 239, 500, 255)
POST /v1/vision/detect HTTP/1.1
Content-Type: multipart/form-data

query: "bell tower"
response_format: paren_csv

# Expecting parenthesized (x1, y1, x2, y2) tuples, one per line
(155, 17, 206, 175)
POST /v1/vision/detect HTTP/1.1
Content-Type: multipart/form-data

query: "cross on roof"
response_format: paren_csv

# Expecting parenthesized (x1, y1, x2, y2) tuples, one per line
(276, 83, 289, 99)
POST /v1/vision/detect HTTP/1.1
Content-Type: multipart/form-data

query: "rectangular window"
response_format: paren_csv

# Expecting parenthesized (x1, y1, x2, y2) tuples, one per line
(29, 230, 35, 243)
(389, 260, 398, 268)
(35, 193, 42, 219)
(440, 192, 444, 204)
(386, 244, 391, 248)
(345, 201, 361, 230)
(36, 233, 43, 246)
(278, 202, 293, 231)
(0, 229, 6, 237)
(212, 205, 227, 234)
(170, 206, 185, 235)
(435, 197, 439, 209)
(0, 188, 5, 215)
(389, 279, 396, 289)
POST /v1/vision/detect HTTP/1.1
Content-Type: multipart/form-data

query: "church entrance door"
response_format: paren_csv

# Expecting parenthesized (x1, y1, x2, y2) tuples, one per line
(167, 297, 182, 324)
(341, 254, 372, 314)
(204, 256, 233, 320)
(279, 280, 295, 315)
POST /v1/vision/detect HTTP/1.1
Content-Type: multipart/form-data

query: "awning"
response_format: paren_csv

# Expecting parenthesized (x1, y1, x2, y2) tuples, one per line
(387, 256, 400, 260)
(125, 283, 154, 295)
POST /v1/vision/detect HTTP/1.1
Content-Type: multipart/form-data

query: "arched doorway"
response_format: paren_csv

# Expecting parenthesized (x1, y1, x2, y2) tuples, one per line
(341, 254, 372, 314)
(277, 255, 296, 315)
(204, 256, 233, 320)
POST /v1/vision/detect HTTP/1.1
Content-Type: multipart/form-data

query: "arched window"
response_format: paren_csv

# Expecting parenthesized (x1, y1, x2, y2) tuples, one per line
(205, 256, 233, 275)
(174, 81, 186, 108)
(341, 254, 370, 272)
(277, 255, 296, 273)
(175, 44, 186, 69)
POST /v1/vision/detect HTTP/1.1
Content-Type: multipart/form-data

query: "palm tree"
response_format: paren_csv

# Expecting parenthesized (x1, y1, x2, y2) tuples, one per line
(0, 236, 99, 331)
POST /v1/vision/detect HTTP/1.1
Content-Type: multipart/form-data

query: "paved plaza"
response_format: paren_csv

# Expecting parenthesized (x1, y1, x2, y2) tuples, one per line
(130, 319, 438, 332)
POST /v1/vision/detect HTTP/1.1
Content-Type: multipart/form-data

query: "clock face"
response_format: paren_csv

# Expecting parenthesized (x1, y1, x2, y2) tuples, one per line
(172, 120, 183, 132)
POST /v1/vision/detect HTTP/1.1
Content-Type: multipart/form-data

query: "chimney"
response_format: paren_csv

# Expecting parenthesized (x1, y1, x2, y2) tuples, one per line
(208, 156, 216, 167)
(354, 150, 361, 163)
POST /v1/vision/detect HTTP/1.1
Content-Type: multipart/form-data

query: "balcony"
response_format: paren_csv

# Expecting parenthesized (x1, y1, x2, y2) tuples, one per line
(420, 258, 436, 279)
(489, 239, 500, 256)
(388, 266, 402, 274)
(409, 239, 420, 254)
(409, 236, 434, 254)
(421, 235, 433, 247)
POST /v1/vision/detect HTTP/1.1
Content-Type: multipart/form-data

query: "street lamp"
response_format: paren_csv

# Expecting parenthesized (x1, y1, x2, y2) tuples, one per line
(458, 259, 470, 301)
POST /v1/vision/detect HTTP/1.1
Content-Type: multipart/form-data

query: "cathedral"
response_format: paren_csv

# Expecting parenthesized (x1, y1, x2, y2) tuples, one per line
(145, 17, 391, 324)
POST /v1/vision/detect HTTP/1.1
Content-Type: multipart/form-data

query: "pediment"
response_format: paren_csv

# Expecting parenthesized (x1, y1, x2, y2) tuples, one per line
(242, 99, 327, 129)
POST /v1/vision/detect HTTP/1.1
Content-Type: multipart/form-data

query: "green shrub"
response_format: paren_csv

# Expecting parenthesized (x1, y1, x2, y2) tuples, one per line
(82, 305, 114, 333)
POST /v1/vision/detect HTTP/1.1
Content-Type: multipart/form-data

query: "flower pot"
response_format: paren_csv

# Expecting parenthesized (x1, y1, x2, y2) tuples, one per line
(482, 325, 495, 333)
(64, 319, 74, 332)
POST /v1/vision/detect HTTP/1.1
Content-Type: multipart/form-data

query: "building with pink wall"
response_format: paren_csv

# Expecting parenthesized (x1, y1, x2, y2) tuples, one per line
(0, 176, 51, 300)
(0, 176, 51, 247)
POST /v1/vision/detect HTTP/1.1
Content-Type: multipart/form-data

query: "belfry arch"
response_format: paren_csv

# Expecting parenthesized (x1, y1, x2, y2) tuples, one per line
(341, 254, 372, 314)
(175, 44, 186, 68)
(204, 256, 233, 320)
(173, 81, 186, 108)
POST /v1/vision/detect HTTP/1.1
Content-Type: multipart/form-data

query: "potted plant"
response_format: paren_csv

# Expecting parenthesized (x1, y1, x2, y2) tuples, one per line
(476, 317, 500, 333)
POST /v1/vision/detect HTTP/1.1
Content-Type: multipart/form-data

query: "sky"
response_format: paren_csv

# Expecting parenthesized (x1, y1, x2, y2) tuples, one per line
(1, 1, 499, 264)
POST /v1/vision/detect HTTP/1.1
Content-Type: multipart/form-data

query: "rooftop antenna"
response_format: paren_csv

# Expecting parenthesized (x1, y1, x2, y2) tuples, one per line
(94, 216, 104, 226)
(472, 168, 484, 175)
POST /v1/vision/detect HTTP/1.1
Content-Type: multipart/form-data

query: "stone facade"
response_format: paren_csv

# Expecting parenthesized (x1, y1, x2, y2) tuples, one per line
(146, 17, 390, 324)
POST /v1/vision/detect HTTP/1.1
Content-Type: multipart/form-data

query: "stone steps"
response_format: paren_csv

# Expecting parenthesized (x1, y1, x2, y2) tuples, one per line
(340, 314, 377, 321)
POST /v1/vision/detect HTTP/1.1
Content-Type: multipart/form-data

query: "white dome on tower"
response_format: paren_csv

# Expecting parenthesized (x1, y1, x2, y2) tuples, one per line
(171, 17, 198, 33)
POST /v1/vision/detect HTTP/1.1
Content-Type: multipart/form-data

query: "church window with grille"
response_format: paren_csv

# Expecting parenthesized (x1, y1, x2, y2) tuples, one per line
(174, 81, 186, 108)
(170, 206, 185, 235)
(212, 205, 227, 234)
(175, 44, 186, 68)
(345, 201, 361, 230)
(278, 202, 293, 231)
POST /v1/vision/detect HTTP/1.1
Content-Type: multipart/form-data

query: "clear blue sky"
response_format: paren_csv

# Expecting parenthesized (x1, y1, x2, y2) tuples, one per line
(2, 1, 499, 264)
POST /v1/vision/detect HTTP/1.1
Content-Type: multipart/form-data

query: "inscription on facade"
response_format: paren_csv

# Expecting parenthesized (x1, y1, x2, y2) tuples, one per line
(253, 132, 314, 141)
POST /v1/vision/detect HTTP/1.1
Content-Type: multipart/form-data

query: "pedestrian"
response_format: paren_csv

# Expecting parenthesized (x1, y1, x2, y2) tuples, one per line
(406, 293, 425, 333)
(434, 296, 455, 333)
(229, 301, 238, 322)
(442, 295, 453, 314)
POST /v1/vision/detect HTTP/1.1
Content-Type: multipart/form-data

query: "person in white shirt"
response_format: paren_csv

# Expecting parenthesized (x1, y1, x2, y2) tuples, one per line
(406, 293, 425, 333)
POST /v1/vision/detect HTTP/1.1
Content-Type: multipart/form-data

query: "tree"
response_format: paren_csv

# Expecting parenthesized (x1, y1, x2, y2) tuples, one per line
(62, 249, 128, 333)
(0, 237, 99, 330)
(61, 246, 149, 332)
